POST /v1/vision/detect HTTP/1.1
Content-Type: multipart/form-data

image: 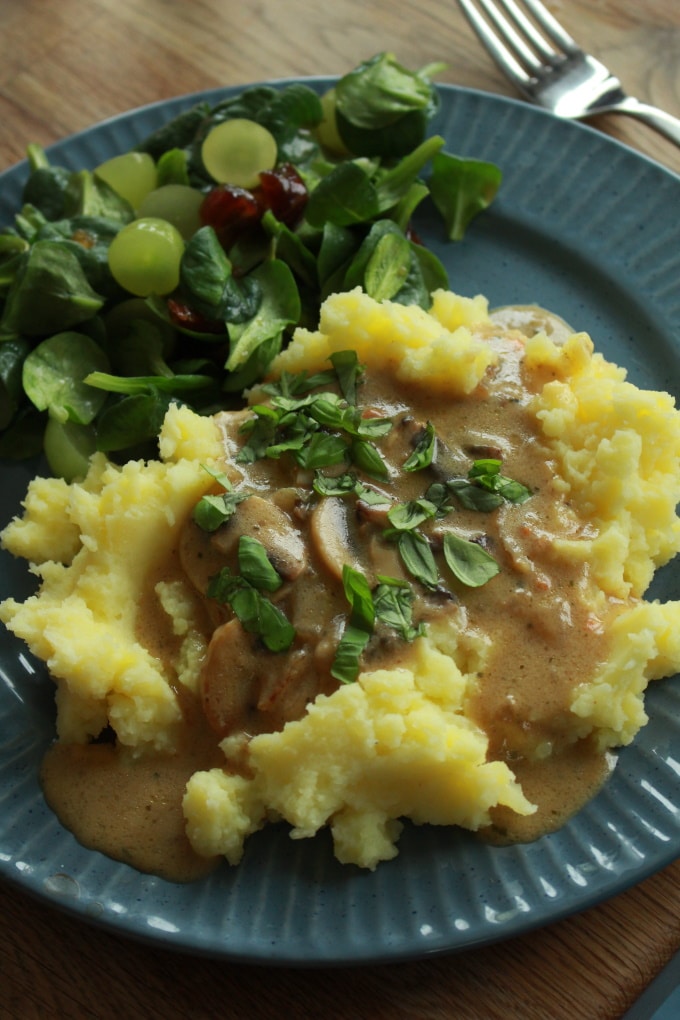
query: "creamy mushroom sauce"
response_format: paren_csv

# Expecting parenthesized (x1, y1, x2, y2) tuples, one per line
(41, 307, 622, 879)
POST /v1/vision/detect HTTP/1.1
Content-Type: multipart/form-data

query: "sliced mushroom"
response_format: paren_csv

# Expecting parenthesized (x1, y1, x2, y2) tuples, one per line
(178, 518, 229, 597)
(288, 572, 347, 641)
(367, 533, 405, 581)
(200, 618, 331, 738)
(309, 496, 367, 582)
(210, 494, 307, 581)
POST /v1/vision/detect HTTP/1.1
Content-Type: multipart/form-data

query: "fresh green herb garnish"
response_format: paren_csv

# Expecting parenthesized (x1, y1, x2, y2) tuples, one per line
(342, 564, 376, 631)
(295, 430, 348, 469)
(331, 565, 375, 683)
(207, 538, 295, 652)
(330, 624, 372, 685)
(372, 576, 425, 642)
(386, 496, 438, 531)
(442, 533, 500, 588)
(237, 535, 283, 592)
(329, 350, 362, 404)
(396, 530, 440, 590)
(348, 438, 389, 479)
(467, 459, 532, 503)
(237, 354, 393, 475)
(403, 420, 436, 472)
(330, 565, 425, 683)
(192, 465, 249, 531)
(312, 471, 359, 498)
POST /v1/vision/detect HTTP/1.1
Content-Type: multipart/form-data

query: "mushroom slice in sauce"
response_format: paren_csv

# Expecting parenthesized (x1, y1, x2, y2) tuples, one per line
(200, 618, 330, 738)
(309, 496, 367, 581)
(210, 495, 307, 581)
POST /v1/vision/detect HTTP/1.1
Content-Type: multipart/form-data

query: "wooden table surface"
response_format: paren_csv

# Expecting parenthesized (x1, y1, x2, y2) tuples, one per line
(1, 1, 679, 1018)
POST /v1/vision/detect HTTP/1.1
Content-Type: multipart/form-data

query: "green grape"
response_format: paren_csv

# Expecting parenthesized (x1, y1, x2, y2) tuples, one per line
(107, 217, 184, 297)
(136, 184, 204, 240)
(316, 89, 351, 156)
(94, 152, 158, 210)
(44, 417, 97, 481)
(201, 118, 277, 188)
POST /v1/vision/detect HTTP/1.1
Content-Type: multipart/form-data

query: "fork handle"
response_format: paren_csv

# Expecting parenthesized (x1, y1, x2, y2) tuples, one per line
(612, 97, 680, 149)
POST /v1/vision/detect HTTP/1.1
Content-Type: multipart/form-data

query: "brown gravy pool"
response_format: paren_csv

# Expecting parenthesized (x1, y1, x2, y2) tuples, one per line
(41, 307, 625, 880)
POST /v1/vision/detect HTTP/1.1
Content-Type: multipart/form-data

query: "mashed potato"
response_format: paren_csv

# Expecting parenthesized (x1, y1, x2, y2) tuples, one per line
(1, 287, 679, 873)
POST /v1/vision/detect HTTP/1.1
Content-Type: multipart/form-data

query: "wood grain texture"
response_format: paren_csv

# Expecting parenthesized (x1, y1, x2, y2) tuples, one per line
(0, 1, 679, 1017)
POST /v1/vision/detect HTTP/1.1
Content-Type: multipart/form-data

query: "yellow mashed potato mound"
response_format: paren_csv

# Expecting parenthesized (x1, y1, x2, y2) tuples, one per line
(0, 405, 221, 750)
(2, 287, 680, 871)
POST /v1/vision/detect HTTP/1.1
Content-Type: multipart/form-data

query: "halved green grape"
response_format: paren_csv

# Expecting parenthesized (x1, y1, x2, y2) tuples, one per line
(201, 118, 277, 188)
(44, 416, 97, 481)
(107, 217, 184, 297)
(94, 152, 158, 210)
(136, 184, 204, 240)
(315, 89, 351, 156)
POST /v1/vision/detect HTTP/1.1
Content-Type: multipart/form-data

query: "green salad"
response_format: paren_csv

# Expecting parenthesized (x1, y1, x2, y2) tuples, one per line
(0, 52, 501, 478)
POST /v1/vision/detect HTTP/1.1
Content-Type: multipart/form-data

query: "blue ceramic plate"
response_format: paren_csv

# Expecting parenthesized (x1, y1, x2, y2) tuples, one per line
(1, 80, 679, 965)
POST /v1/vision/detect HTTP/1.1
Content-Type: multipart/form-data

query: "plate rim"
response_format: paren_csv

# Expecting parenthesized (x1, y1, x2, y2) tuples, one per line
(1, 75, 679, 966)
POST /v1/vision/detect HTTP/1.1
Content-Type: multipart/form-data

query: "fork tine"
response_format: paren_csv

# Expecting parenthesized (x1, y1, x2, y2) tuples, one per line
(476, 0, 546, 73)
(492, 0, 562, 64)
(521, 0, 580, 56)
(458, 0, 532, 89)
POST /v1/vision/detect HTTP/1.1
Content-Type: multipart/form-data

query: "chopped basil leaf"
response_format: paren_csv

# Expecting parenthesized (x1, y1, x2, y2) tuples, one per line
(442, 533, 500, 587)
(493, 477, 532, 503)
(330, 623, 371, 684)
(307, 397, 392, 440)
(342, 564, 375, 631)
(237, 535, 283, 592)
(424, 481, 454, 514)
(295, 431, 348, 469)
(306, 394, 346, 429)
(386, 496, 438, 531)
(193, 490, 249, 531)
(193, 465, 250, 531)
(396, 530, 440, 589)
(199, 464, 235, 491)
(329, 350, 362, 404)
(261, 368, 336, 397)
(468, 458, 532, 504)
(255, 598, 297, 652)
(350, 438, 389, 478)
(356, 414, 393, 440)
(446, 478, 504, 512)
(206, 568, 241, 604)
(266, 433, 310, 458)
(207, 569, 295, 652)
(313, 471, 358, 497)
(236, 413, 277, 463)
(373, 577, 425, 641)
(355, 481, 392, 507)
(468, 458, 502, 477)
(403, 420, 435, 471)
(226, 583, 262, 631)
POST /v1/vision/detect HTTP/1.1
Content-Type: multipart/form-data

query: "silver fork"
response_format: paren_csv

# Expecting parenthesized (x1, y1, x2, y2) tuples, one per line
(457, 0, 680, 148)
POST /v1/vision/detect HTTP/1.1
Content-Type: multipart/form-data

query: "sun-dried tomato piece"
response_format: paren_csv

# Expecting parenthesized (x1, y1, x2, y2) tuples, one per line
(200, 184, 262, 250)
(71, 228, 97, 249)
(254, 163, 308, 227)
(167, 298, 225, 334)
